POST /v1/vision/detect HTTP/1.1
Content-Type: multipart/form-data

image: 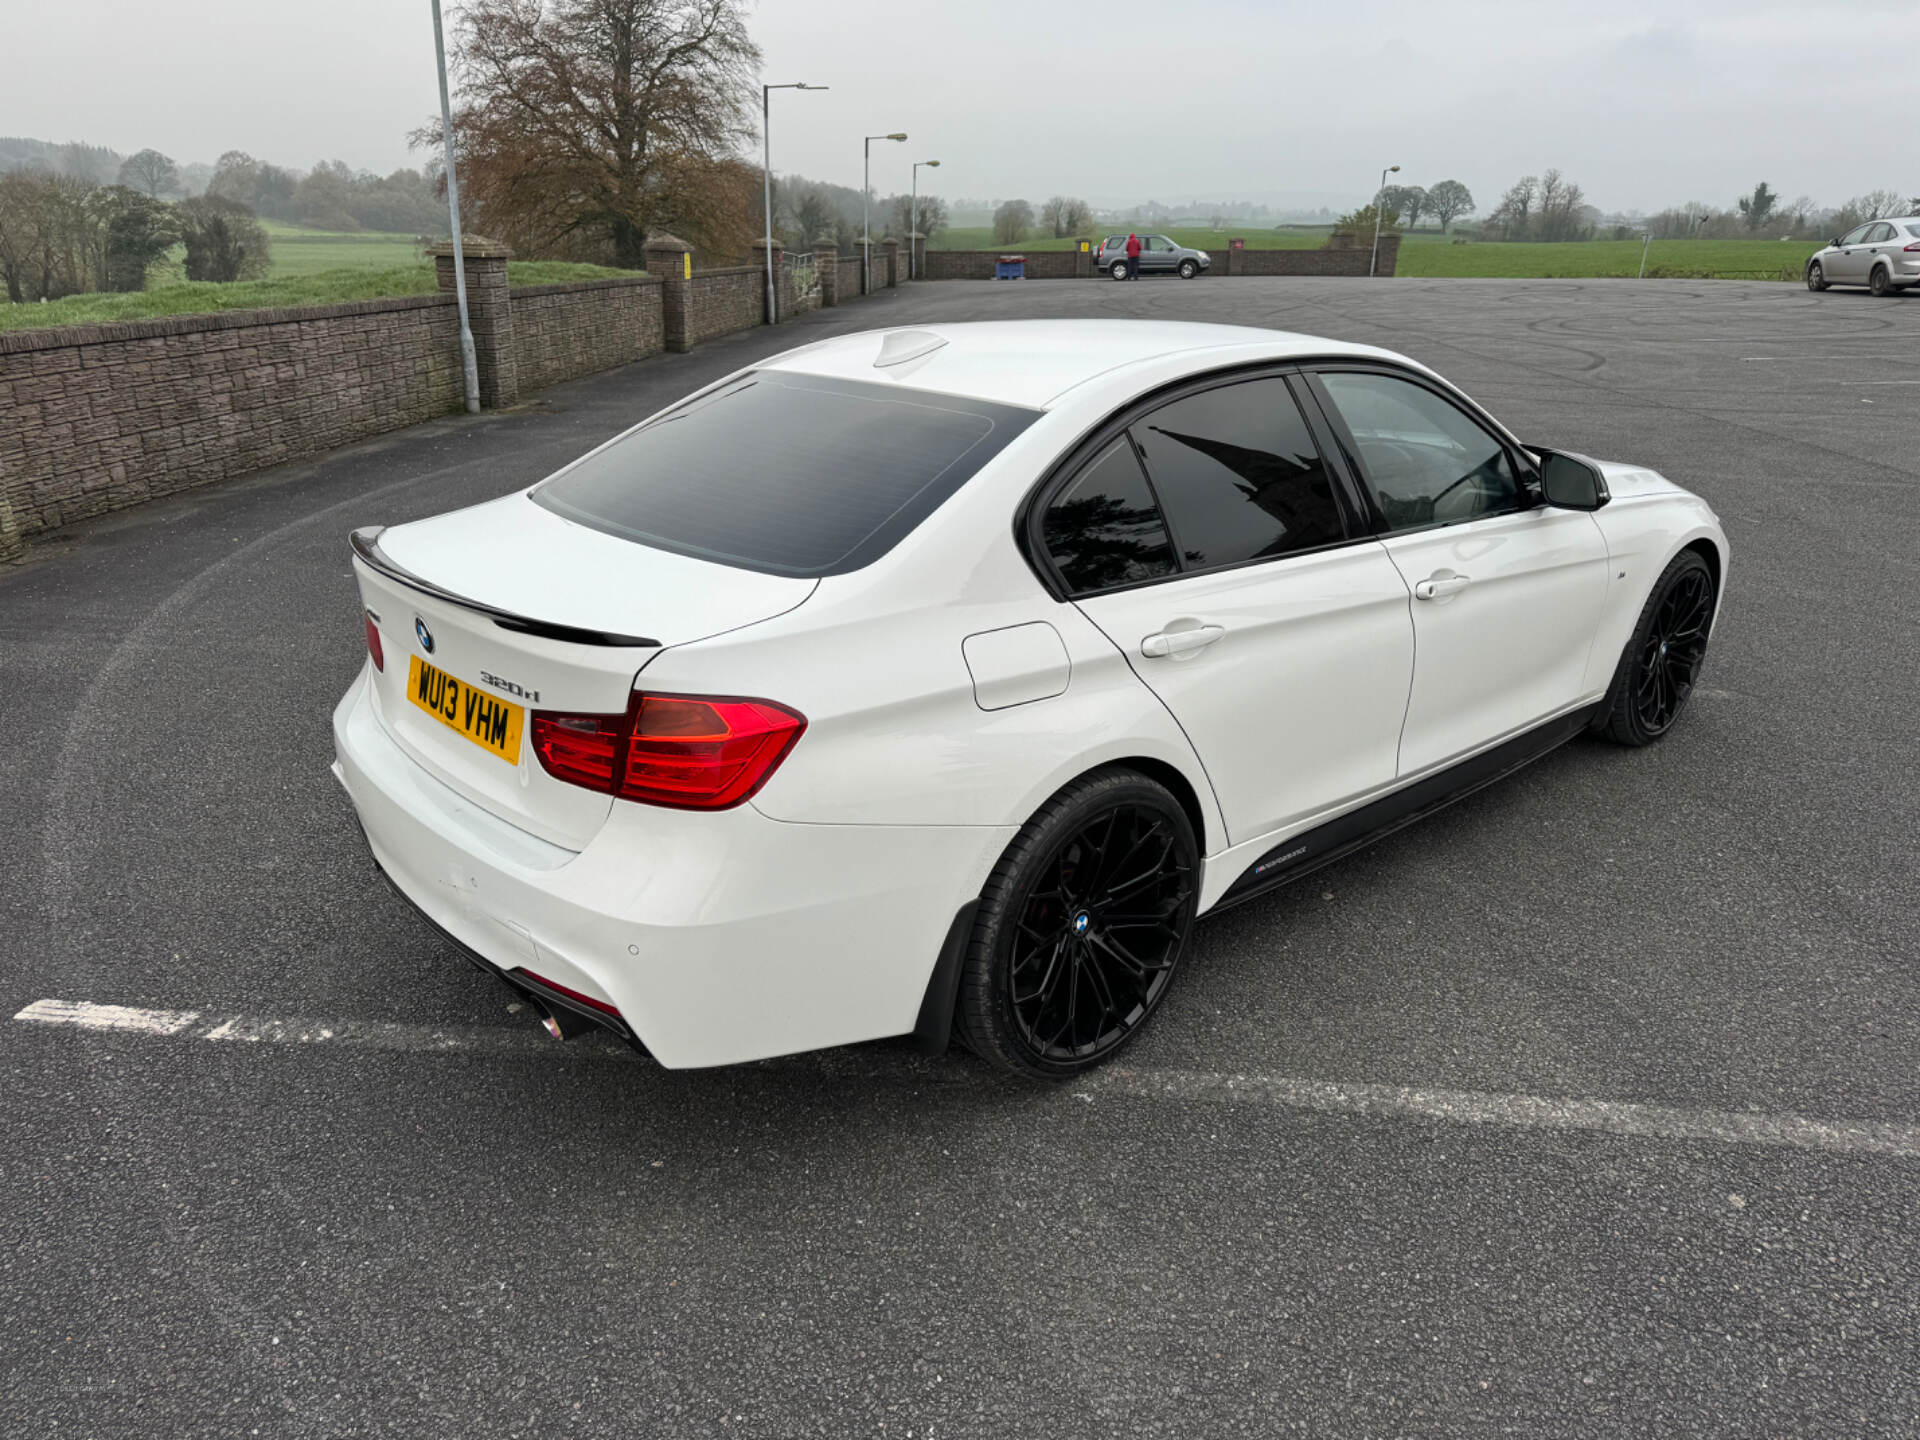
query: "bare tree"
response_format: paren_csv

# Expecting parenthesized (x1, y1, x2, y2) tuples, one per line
(1425, 179, 1473, 233)
(118, 149, 181, 199)
(434, 0, 762, 268)
(1484, 175, 1538, 240)
(1399, 186, 1428, 229)
(992, 198, 1034, 244)
(1040, 195, 1070, 237)
(1064, 198, 1093, 234)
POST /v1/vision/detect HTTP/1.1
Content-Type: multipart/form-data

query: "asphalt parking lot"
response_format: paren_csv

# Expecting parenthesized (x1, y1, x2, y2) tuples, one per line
(5, 275, 1919, 1437)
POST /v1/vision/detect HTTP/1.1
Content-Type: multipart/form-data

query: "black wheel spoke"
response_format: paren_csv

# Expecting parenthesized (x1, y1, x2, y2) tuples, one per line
(1630, 565, 1714, 735)
(1008, 798, 1194, 1065)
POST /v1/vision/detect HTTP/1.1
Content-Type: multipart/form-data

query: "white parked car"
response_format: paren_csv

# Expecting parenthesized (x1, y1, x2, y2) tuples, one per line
(334, 321, 1727, 1078)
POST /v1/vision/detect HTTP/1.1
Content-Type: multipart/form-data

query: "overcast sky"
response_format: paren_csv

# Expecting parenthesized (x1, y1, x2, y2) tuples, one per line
(12, 0, 1914, 215)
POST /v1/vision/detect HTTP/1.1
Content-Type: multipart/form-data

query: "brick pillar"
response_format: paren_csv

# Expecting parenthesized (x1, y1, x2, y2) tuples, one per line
(644, 233, 694, 352)
(1074, 238, 1092, 279)
(1226, 240, 1243, 277)
(751, 239, 782, 323)
(1374, 235, 1401, 277)
(429, 236, 516, 408)
(815, 240, 840, 306)
(883, 238, 900, 288)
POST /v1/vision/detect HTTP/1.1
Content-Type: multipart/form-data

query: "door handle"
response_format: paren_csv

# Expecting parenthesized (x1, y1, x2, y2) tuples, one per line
(1414, 573, 1472, 601)
(1141, 624, 1225, 659)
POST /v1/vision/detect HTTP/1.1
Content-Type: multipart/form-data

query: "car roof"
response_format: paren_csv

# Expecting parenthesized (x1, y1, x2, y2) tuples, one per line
(762, 320, 1407, 409)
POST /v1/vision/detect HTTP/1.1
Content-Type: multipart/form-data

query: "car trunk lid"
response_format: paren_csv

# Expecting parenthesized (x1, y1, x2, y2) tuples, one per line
(351, 494, 816, 850)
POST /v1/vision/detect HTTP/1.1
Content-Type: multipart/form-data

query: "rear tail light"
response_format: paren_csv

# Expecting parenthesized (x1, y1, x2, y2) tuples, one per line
(364, 611, 384, 671)
(1905, 242, 1920, 252)
(531, 693, 806, 810)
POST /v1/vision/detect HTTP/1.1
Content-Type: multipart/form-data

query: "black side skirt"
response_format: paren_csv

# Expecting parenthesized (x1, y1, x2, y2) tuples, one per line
(1213, 704, 1600, 912)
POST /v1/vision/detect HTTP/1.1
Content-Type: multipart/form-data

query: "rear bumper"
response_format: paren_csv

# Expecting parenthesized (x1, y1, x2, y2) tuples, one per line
(331, 668, 1014, 1068)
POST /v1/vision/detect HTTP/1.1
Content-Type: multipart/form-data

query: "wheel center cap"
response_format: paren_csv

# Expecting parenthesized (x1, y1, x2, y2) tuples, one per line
(1659, 640, 1669, 659)
(1072, 911, 1090, 936)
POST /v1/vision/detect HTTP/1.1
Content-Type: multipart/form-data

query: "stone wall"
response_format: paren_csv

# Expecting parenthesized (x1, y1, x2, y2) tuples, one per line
(684, 266, 766, 346)
(838, 257, 863, 303)
(922, 250, 1082, 281)
(0, 294, 464, 547)
(509, 276, 664, 394)
(0, 237, 905, 560)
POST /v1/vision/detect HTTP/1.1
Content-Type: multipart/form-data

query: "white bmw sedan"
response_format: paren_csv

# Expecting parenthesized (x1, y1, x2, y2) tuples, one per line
(334, 321, 1727, 1078)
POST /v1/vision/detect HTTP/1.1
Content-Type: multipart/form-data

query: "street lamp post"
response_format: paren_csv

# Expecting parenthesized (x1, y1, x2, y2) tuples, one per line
(1370, 163, 1401, 279)
(429, 0, 479, 414)
(762, 81, 826, 326)
(911, 160, 940, 280)
(864, 132, 907, 295)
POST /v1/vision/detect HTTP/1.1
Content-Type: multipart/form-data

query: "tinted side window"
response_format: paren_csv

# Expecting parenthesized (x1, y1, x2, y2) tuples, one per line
(1043, 440, 1176, 595)
(1317, 372, 1520, 531)
(1866, 222, 1896, 243)
(1841, 224, 1872, 245)
(1131, 378, 1345, 569)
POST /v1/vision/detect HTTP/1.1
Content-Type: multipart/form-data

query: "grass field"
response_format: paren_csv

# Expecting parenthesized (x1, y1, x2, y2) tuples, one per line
(1399, 237, 1818, 279)
(933, 225, 1819, 279)
(261, 219, 425, 277)
(0, 260, 643, 333)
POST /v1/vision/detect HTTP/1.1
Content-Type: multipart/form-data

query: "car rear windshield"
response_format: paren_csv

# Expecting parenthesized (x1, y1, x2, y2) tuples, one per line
(531, 371, 1040, 577)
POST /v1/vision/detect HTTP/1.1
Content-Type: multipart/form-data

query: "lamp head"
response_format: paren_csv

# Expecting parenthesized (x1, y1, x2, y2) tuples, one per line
(1389, 165, 1401, 173)
(887, 133, 908, 141)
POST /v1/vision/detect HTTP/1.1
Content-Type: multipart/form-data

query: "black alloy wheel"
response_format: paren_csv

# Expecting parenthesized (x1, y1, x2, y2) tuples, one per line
(1596, 550, 1716, 746)
(1806, 261, 1827, 292)
(958, 769, 1198, 1078)
(1870, 265, 1894, 297)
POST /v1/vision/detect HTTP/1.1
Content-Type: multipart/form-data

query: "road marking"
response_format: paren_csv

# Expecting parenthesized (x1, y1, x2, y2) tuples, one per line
(1100, 1069, 1920, 1161)
(13, 997, 580, 1060)
(17, 998, 1920, 1160)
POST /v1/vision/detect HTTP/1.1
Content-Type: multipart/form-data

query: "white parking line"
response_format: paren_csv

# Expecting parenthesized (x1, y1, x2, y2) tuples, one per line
(17, 997, 1920, 1160)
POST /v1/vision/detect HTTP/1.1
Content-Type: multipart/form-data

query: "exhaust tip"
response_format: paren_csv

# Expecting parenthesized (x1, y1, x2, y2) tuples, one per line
(539, 1009, 566, 1041)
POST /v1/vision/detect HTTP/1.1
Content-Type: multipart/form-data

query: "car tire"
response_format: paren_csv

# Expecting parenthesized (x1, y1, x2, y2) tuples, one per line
(955, 767, 1199, 1079)
(1110, 260, 1129, 281)
(1593, 549, 1716, 747)
(1869, 264, 1894, 297)
(1178, 259, 1199, 279)
(1806, 261, 1827, 292)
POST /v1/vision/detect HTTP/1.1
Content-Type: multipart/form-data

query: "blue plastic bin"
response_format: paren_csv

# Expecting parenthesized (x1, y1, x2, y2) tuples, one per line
(994, 255, 1026, 280)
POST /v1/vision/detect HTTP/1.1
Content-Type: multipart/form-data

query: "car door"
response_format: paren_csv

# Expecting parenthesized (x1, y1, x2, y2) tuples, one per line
(1864, 221, 1900, 281)
(1305, 367, 1610, 777)
(1037, 373, 1415, 847)
(1828, 223, 1874, 282)
(1141, 236, 1177, 274)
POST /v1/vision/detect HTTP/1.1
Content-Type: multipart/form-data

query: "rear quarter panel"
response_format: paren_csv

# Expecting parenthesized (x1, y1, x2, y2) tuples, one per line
(632, 436, 1228, 851)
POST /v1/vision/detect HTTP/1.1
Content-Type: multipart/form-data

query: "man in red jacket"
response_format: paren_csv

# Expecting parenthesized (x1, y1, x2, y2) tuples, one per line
(1125, 232, 1142, 281)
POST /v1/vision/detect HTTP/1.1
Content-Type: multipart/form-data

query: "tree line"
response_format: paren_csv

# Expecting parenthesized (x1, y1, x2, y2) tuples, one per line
(0, 174, 272, 303)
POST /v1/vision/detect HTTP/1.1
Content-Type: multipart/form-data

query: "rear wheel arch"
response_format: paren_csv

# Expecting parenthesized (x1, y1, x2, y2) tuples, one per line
(1100, 755, 1212, 856)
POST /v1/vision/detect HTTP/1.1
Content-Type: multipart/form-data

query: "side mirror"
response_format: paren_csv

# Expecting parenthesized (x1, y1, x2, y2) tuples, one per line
(1534, 449, 1609, 511)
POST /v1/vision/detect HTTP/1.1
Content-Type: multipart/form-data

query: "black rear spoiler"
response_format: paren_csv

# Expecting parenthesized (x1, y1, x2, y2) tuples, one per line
(349, 526, 661, 649)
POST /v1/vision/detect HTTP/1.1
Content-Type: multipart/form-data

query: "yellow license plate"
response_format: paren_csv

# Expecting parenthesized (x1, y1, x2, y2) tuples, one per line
(407, 654, 525, 763)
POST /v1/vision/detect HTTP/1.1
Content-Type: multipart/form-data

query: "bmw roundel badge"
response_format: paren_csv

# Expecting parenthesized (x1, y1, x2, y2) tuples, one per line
(415, 618, 434, 654)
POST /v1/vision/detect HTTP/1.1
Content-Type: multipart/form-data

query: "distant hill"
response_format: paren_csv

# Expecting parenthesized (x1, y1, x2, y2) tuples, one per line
(0, 136, 124, 183)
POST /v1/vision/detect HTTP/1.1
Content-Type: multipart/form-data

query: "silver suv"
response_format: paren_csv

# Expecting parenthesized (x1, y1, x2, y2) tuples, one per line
(1093, 234, 1212, 280)
(1806, 217, 1920, 296)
